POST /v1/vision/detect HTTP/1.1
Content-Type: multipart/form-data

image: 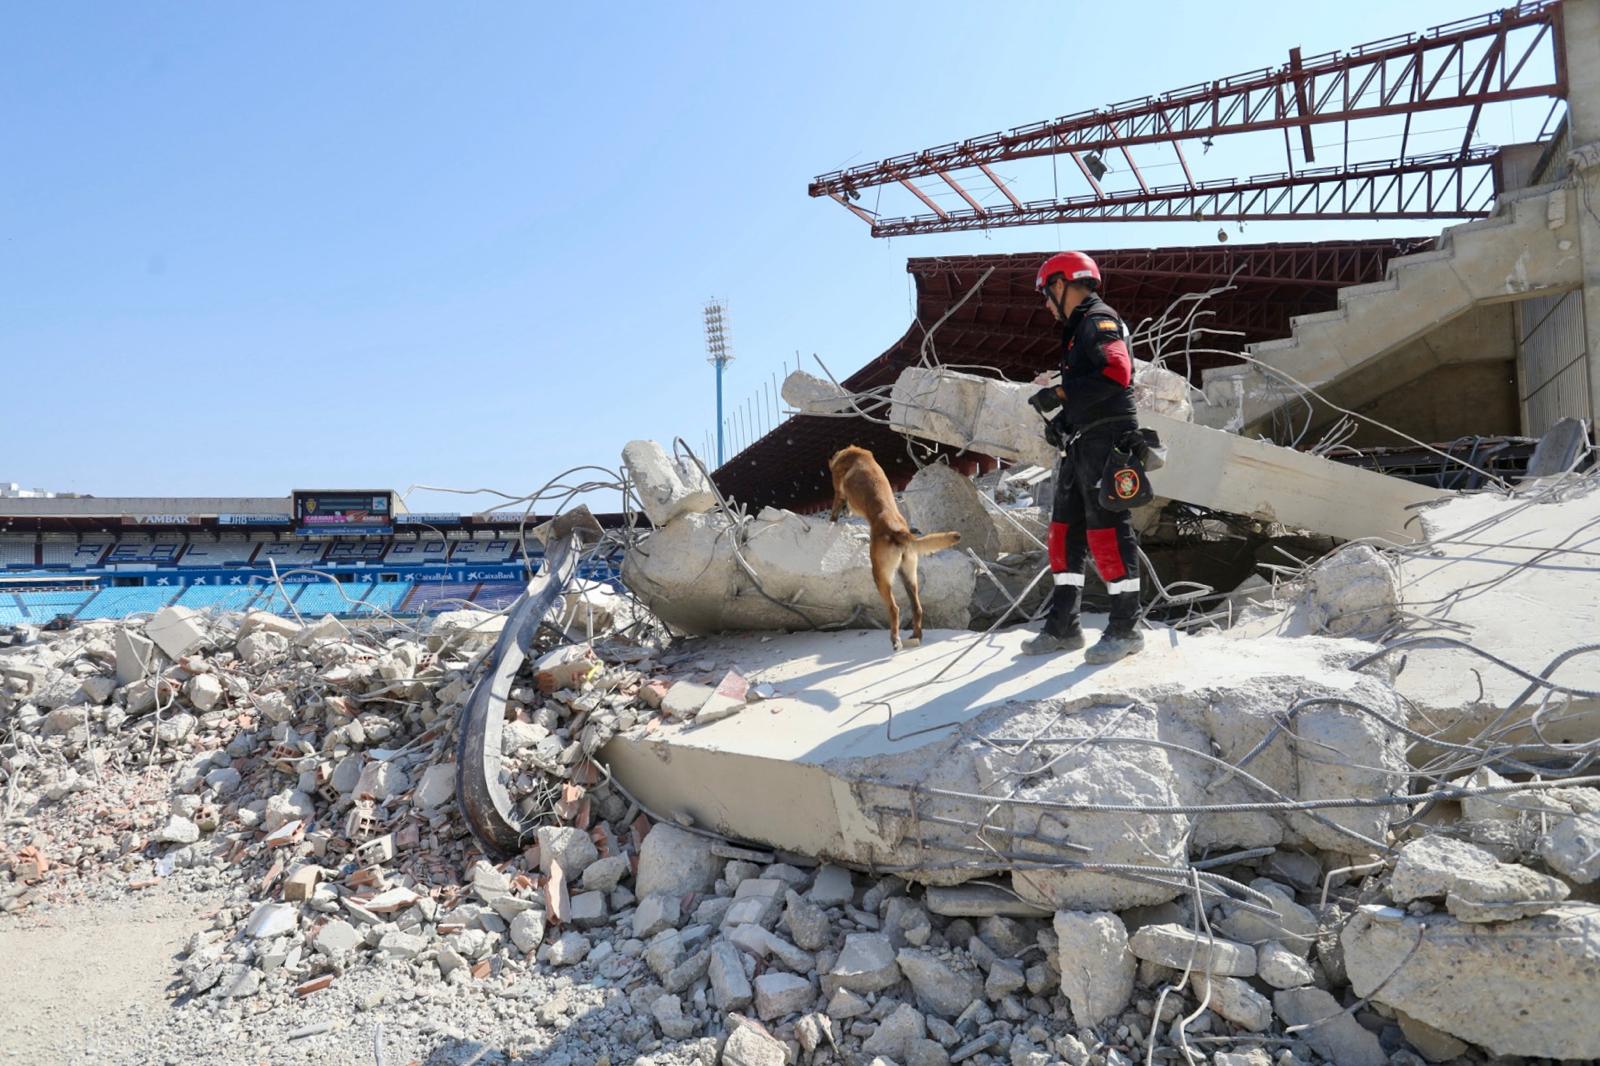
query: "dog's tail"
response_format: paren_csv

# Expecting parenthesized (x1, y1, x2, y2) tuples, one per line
(893, 529, 962, 555)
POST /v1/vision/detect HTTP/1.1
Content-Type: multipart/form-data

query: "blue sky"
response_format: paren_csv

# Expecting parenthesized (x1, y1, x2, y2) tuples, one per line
(1, 2, 1544, 511)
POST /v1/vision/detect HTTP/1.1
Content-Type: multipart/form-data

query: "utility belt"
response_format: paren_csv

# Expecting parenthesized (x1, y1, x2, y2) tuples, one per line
(1054, 415, 1166, 511)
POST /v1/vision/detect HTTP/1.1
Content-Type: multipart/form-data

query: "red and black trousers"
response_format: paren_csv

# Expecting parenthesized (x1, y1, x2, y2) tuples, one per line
(1044, 426, 1141, 636)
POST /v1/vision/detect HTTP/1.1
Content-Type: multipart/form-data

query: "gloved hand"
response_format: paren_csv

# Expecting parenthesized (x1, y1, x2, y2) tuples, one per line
(1044, 413, 1070, 450)
(1028, 386, 1062, 415)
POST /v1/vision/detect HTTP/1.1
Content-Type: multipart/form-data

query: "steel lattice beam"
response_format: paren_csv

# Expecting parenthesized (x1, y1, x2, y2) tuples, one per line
(810, 1, 1564, 236)
(871, 149, 1497, 236)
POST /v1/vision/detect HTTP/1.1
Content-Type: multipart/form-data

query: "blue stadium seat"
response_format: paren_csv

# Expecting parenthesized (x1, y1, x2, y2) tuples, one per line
(174, 585, 262, 612)
(17, 590, 97, 619)
(403, 581, 480, 613)
(472, 582, 524, 610)
(353, 583, 413, 616)
(76, 587, 180, 620)
(0, 594, 27, 626)
(292, 581, 374, 617)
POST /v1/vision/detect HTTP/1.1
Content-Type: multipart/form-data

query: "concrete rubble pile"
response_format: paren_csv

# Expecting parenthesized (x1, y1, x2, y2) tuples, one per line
(3, 480, 1599, 1064)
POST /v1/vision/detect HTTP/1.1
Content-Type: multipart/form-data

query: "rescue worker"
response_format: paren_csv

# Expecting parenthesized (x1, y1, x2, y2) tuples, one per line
(1022, 251, 1144, 664)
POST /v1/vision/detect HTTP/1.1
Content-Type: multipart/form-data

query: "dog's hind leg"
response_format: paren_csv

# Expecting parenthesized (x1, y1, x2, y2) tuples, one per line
(872, 541, 901, 651)
(899, 551, 925, 646)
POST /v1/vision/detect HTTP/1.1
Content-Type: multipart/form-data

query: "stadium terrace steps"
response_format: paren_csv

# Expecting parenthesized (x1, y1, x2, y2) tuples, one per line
(1198, 182, 1584, 435)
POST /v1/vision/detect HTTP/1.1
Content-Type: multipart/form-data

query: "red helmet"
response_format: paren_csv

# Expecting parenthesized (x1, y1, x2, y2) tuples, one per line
(1036, 251, 1100, 291)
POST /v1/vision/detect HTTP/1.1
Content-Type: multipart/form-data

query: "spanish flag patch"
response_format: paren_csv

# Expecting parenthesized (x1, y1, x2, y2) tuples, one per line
(1095, 319, 1120, 332)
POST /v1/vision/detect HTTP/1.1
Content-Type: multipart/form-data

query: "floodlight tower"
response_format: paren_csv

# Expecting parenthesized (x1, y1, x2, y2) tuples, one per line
(704, 299, 734, 466)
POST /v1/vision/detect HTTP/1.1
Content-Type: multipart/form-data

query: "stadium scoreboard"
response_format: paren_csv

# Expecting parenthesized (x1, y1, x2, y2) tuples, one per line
(292, 490, 396, 536)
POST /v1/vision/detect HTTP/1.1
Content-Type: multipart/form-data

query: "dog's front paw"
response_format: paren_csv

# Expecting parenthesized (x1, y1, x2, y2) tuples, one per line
(905, 637, 922, 647)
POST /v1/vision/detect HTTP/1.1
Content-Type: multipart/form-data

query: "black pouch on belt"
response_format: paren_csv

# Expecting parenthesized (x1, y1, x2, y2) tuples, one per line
(1098, 431, 1156, 511)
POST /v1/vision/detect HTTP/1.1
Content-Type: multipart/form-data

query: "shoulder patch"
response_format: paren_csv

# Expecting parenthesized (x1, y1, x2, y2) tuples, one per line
(1095, 319, 1120, 332)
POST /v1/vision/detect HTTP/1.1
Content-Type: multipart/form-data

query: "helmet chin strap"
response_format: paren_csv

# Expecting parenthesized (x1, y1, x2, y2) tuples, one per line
(1048, 279, 1071, 322)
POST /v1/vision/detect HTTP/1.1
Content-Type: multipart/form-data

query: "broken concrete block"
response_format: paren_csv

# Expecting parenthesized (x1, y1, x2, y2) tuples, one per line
(310, 919, 360, 956)
(895, 948, 982, 1019)
(1540, 811, 1600, 884)
(982, 959, 1025, 1000)
(1343, 903, 1600, 1059)
(536, 825, 599, 879)
(1132, 360, 1194, 422)
(146, 606, 206, 660)
(114, 628, 159, 686)
(623, 439, 717, 527)
(533, 644, 599, 693)
(709, 940, 753, 1011)
(509, 909, 547, 954)
(809, 864, 854, 906)
(354, 761, 407, 804)
(862, 1002, 927, 1059)
(825, 933, 901, 997)
(246, 903, 297, 939)
(783, 890, 830, 952)
(633, 894, 682, 938)
(547, 932, 590, 966)
(263, 790, 315, 834)
(283, 864, 322, 902)
(721, 1023, 789, 1066)
(661, 681, 714, 720)
(1272, 986, 1385, 1066)
(1389, 836, 1501, 903)
(414, 762, 455, 810)
(1196, 973, 1273, 1032)
(426, 609, 507, 653)
(635, 823, 718, 898)
(1298, 544, 1400, 639)
(781, 370, 856, 416)
(651, 992, 695, 1039)
(1128, 923, 1256, 976)
(1052, 910, 1135, 1027)
(1215, 879, 1318, 958)
(238, 611, 300, 641)
(185, 673, 223, 712)
(294, 614, 350, 647)
(579, 854, 630, 893)
(1444, 863, 1569, 922)
(900, 462, 1000, 562)
(1256, 941, 1314, 989)
(753, 971, 813, 1021)
(154, 815, 200, 845)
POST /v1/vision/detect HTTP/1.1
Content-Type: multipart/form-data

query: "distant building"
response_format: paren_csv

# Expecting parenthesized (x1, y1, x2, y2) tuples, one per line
(0, 483, 59, 499)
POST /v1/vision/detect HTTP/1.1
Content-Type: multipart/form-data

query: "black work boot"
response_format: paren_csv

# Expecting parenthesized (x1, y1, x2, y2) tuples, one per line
(1022, 583, 1086, 655)
(1085, 591, 1143, 664)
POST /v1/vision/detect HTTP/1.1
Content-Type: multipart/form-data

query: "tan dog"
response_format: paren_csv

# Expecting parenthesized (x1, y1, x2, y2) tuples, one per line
(828, 446, 961, 651)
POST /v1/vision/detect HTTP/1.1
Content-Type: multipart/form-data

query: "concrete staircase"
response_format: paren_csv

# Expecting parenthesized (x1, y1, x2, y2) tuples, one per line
(1199, 182, 1584, 436)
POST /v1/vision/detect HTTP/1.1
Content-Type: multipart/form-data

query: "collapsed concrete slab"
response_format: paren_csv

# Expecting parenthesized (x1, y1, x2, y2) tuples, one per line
(887, 366, 1442, 544)
(621, 506, 975, 635)
(602, 626, 1407, 911)
(1384, 474, 1600, 745)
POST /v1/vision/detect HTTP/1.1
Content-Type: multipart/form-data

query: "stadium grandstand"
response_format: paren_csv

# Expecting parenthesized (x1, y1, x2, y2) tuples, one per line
(0, 488, 627, 626)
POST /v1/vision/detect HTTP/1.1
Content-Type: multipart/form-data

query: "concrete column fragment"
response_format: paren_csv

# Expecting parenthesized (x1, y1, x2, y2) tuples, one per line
(622, 439, 717, 527)
(888, 366, 1441, 544)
